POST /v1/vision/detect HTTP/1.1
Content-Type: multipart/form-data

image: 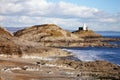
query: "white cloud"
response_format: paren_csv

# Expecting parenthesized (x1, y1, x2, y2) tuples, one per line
(99, 18, 117, 23)
(56, 1, 99, 18)
(0, 16, 5, 21)
(0, 0, 120, 31)
(0, 0, 23, 14)
(0, 0, 99, 18)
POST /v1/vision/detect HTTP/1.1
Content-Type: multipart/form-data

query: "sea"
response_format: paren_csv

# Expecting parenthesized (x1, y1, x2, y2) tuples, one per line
(6, 27, 120, 65)
(63, 31, 120, 65)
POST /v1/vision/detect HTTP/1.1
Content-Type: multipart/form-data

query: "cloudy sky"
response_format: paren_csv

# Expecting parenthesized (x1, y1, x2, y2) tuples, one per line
(0, 0, 120, 31)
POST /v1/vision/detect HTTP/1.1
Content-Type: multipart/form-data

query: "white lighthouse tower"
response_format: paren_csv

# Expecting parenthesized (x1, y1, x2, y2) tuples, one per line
(83, 23, 87, 30)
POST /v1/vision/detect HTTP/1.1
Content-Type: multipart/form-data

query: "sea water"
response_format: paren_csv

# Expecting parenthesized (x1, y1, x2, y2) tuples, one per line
(63, 47, 120, 65)
(6, 27, 120, 65)
(63, 31, 120, 65)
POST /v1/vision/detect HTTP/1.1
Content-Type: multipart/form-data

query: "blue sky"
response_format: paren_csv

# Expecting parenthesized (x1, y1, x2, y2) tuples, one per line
(0, 0, 120, 31)
(82, 0, 120, 13)
(48, 0, 120, 13)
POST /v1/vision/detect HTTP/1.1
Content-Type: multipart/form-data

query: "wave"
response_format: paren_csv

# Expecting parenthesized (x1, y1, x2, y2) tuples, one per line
(62, 47, 120, 65)
(63, 48, 102, 61)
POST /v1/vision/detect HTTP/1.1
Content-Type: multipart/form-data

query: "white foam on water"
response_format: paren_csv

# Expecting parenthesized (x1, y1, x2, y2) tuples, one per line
(62, 49, 103, 61)
(63, 47, 120, 66)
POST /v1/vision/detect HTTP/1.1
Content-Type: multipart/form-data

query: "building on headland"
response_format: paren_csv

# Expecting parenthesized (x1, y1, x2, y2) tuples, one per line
(79, 23, 88, 31)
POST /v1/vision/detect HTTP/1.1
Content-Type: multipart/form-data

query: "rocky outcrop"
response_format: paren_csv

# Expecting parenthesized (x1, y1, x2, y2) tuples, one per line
(0, 26, 120, 80)
(72, 30, 102, 38)
(55, 60, 120, 79)
(0, 26, 71, 59)
(72, 30, 117, 47)
(0, 26, 13, 37)
(0, 58, 120, 80)
(0, 26, 21, 57)
(14, 24, 84, 47)
(14, 24, 82, 42)
(14, 24, 116, 47)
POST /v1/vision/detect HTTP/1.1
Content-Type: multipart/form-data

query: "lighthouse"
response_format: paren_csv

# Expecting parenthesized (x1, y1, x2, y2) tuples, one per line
(83, 23, 87, 30)
(78, 23, 88, 31)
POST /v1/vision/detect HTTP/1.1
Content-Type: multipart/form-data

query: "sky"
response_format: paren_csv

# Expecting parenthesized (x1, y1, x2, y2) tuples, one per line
(0, 0, 120, 31)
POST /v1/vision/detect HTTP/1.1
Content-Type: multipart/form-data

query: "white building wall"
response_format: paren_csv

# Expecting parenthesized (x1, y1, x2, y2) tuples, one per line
(83, 24, 87, 30)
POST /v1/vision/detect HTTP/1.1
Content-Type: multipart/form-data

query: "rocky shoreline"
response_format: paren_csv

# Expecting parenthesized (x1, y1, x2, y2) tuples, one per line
(13, 24, 120, 48)
(0, 24, 120, 80)
(0, 57, 120, 80)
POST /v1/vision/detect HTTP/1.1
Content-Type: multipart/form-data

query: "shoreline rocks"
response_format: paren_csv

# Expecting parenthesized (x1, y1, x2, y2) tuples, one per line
(0, 57, 120, 80)
(0, 26, 72, 59)
(0, 24, 120, 80)
(13, 24, 120, 47)
(14, 24, 82, 42)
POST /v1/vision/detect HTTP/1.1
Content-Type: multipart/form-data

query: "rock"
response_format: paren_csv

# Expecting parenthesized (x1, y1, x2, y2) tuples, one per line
(0, 25, 120, 80)
(0, 26, 13, 37)
(0, 57, 120, 80)
(14, 24, 116, 47)
(72, 30, 102, 38)
(54, 60, 120, 79)
(14, 24, 81, 41)
(0, 26, 71, 59)
(14, 24, 83, 47)
(72, 30, 117, 47)
(0, 26, 22, 57)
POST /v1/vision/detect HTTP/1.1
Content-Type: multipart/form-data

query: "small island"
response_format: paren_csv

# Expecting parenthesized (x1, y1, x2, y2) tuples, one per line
(0, 24, 120, 80)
